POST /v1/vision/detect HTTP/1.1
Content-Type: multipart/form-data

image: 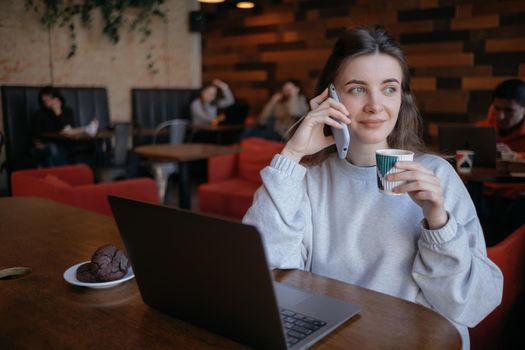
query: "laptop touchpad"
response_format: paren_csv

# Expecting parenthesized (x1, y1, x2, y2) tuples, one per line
(273, 283, 312, 308)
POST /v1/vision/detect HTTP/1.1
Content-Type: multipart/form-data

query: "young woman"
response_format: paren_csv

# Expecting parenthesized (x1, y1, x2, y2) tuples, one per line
(190, 79, 235, 126)
(258, 80, 309, 139)
(243, 27, 502, 349)
(30, 86, 75, 166)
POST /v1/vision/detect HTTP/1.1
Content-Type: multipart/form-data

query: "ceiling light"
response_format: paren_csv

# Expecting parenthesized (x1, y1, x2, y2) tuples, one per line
(237, 1, 255, 9)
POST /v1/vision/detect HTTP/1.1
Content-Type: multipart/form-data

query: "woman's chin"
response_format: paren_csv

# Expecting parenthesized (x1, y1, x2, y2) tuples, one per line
(351, 132, 389, 146)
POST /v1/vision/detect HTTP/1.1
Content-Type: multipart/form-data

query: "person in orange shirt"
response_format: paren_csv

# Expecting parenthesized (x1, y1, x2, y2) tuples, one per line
(477, 79, 525, 243)
(477, 79, 525, 160)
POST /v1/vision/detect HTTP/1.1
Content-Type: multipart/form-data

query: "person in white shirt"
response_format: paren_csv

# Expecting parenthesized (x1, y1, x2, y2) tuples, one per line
(243, 26, 502, 349)
(258, 80, 309, 139)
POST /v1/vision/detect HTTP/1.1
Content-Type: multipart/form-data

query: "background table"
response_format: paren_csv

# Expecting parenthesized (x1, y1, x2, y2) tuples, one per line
(0, 197, 461, 349)
(457, 160, 525, 212)
(134, 143, 240, 209)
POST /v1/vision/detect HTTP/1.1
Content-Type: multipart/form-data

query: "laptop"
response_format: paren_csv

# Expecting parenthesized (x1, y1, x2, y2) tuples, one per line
(109, 196, 360, 350)
(438, 125, 497, 168)
(221, 102, 250, 125)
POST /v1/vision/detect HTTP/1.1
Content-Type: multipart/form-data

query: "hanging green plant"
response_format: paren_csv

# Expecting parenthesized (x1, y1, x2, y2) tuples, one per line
(25, 0, 166, 74)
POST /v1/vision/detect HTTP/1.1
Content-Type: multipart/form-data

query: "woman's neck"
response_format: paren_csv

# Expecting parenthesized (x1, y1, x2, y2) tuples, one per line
(346, 141, 389, 166)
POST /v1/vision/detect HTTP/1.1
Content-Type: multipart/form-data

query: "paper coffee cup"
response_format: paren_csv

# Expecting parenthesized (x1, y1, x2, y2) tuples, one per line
(456, 150, 474, 173)
(376, 149, 414, 195)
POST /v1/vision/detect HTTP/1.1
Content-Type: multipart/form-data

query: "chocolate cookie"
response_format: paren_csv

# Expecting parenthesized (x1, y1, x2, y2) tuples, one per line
(76, 244, 130, 283)
(91, 244, 130, 282)
(76, 262, 98, 282)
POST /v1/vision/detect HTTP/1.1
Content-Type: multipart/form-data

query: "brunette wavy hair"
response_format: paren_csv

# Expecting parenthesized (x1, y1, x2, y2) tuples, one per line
(291, 26, 425, 164)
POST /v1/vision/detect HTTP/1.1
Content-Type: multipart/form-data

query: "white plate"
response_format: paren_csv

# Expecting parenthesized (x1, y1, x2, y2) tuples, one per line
(63, 261, 134, 289)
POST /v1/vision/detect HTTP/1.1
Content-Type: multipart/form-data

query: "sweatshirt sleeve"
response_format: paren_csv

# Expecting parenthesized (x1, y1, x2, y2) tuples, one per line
(191, 99, 213, 125)
(217, 85, 235, 108)
(411, 158, 503, 327)
(243, 154, 313, 270)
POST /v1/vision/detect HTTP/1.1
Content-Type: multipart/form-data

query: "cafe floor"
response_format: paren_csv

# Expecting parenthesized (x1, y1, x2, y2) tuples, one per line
(164, 176, 202, 212)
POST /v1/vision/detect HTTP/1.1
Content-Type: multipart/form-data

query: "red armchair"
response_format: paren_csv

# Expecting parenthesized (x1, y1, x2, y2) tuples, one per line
(198, 137, 284, 220)
(11, 164, 158, 216)
(469, 224, 525, 350)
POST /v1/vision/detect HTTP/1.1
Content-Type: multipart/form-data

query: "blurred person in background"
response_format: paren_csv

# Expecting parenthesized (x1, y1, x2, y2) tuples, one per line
(30, 86, 75, 167)
(477, 78, 525, 160)
(191, 79, 235, 126)
(477, 79, 525, 243)
(243, 80, 309, 141)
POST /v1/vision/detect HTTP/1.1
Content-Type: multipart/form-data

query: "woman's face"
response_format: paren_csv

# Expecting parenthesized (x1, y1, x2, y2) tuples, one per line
(201, 86, 217, 103)
(41, 94, 61, 109)
(282, 82, 299, 98)
(334, 53, 403, 147)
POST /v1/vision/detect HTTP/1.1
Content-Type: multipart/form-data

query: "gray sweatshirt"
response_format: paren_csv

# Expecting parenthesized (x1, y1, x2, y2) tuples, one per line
(243, 152, 503, 349)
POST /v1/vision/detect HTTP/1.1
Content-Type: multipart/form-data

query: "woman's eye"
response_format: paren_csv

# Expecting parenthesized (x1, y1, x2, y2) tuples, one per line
(384, 86, 397, 95)
(350, 86, 365, 94)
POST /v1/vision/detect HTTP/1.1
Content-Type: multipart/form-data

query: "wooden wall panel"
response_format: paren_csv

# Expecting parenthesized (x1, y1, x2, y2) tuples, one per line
(402, 41, 463, 54)
(203, 70, 268, 83)
(485, 38, 525, 53)
(205, 33, 279, 49)
(261, 48, 331, 63)
(455, 4, 472, 18)
(412, 77, 437, 91)
(384, 21, 435, 35)
(201, 0, 525, 124)
(202, 54, 240, 66)
(414, 66, 493, 77)
(462, 76, 517, 90)
(408, 53, 474, 67)
(419, 91, 469, 113)
(450, 14, 499, 30)
(244, 13, 295, 27)
(472, 1, 525, 15)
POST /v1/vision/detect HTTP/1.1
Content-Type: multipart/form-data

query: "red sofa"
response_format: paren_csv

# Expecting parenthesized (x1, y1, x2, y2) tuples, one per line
(469, 224, 525, 350)
(11, 164, 158, 216)
(198, 137, 284, 220)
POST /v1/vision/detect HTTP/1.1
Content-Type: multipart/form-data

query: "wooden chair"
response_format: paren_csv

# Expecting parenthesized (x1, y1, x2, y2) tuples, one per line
(469, 224, 525, 349)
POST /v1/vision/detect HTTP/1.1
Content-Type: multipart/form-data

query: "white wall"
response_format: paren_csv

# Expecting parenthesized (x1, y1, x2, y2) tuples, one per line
(0, 0, 201, 190)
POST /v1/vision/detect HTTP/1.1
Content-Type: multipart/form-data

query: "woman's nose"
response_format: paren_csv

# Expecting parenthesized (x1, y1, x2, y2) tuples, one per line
(364, 92, 384, 113)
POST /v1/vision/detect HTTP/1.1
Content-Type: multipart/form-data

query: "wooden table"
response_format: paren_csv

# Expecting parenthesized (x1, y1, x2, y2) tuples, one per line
(457, 160, 525, 212)
(134, 143, 240, 209)
(458, 160, 525, 183)
(0, 197, 461, 350)
(41, 130, 113, 165)
(188, 124, 245, 144)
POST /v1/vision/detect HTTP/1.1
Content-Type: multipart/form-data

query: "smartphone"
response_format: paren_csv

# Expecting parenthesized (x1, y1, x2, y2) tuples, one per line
(329, 83, 350, 159)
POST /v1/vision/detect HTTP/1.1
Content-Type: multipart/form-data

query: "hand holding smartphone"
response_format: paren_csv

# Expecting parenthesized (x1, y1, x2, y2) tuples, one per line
(329, 83, 350, 159)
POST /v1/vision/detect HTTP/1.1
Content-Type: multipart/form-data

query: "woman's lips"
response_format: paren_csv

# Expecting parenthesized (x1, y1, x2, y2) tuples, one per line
(358, 120, 386, 128)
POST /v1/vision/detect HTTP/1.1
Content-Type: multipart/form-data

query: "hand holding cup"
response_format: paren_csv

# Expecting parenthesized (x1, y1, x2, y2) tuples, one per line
(376, 149, 447, 230)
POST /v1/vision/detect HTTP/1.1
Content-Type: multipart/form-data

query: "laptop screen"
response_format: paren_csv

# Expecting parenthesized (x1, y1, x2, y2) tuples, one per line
(438, 125, 497, 168)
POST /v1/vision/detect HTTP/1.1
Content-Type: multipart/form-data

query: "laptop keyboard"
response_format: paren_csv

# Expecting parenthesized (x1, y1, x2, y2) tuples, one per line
(280, 308, 327, 347)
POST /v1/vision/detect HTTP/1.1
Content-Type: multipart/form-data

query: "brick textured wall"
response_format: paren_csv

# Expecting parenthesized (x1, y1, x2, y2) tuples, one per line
(0, 0, 201, 123)
(201, 0, 525, 126)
